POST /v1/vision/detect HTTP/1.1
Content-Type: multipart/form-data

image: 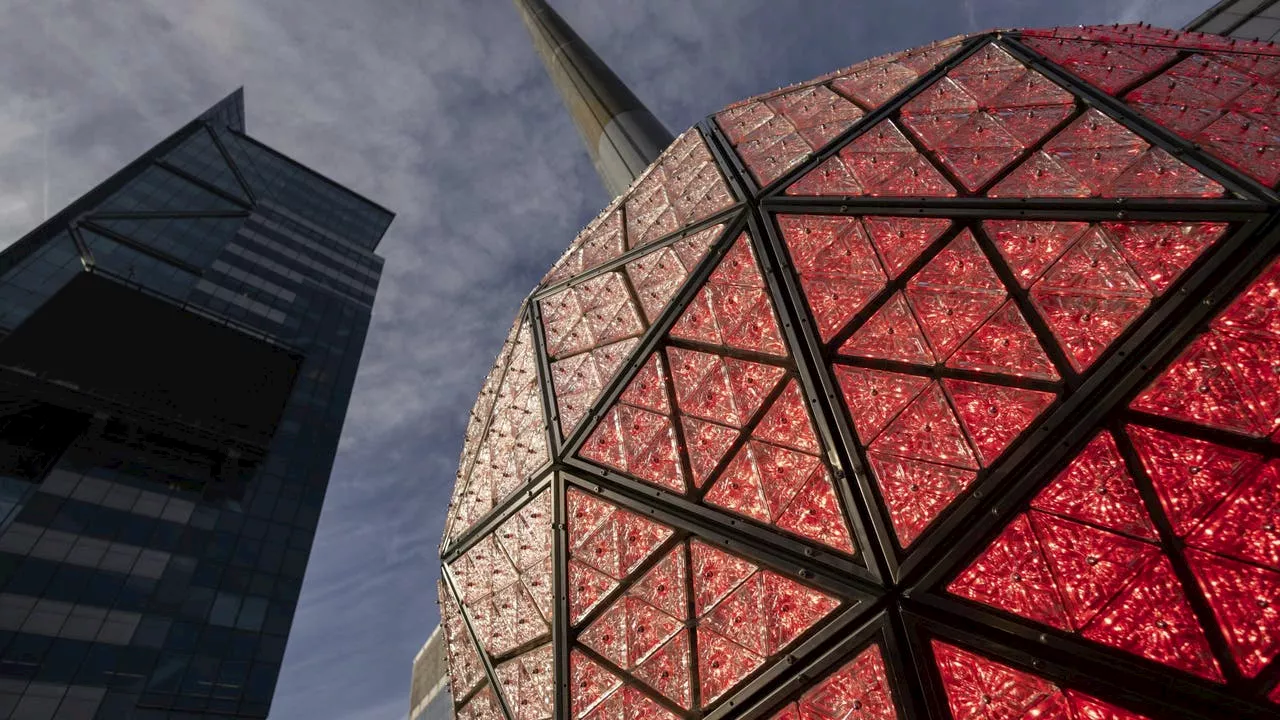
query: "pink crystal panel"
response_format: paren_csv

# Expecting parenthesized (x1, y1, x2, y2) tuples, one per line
(566, 489, 674, 624)
(717, 84, 865, 187)
(787, 119, 957, 198)
(671, 232, 788, 356)
(544, 207, 626, 287)
(703, 378, 857, 554)
(691, 540, 842, 707)
(900, 42, 1075, 192)
(581, 353, 687, 494)
(548, 222, 724, 438)
(625, 129, 735, 251)
(496, 644, 555, 720)
(776, 214, 888, 341)
(450, 518, 552, 657)
(440, 581, 485, 700)
(950, 431, 1225, 681)
(768, 643, 899, 720)
(626, 223, 722, 324)
(989, 109, 1225, 198)
(830, 40, 965, 111)
(1133, 258, 1280, 437)
(933, 641, 1153, 720)
(551, 338, 639, 436)
(540, 271, 644, 361)
(446, 320, 549, 544)
(458, 685, 504, 720)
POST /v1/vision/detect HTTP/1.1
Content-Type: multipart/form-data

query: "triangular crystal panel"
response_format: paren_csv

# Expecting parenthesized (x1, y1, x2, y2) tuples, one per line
(776, 214, 887, 341)
(949, 434, 1226, 680)
(671, 233, 788, 356)
(786, 119, 957, 198)
(932, 641, 1154, 720)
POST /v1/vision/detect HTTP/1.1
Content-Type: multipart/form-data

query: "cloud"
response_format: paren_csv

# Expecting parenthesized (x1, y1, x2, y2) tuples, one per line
(0, 0, 1224, 718)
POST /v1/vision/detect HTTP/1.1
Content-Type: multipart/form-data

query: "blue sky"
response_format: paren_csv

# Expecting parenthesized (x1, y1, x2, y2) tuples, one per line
(0, 0, 1213, 717)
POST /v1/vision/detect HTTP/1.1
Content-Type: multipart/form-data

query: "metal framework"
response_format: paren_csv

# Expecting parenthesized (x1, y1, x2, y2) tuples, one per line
(439, 24, 1280, 720)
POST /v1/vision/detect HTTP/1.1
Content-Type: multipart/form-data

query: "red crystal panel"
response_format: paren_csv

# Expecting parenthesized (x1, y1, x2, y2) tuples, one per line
(1022, 24, 1280, 57)
(704, 379, 856, 554)
(841, 293, 936, 364)
(900, 42, 1075, 192)
(582, 353, 687, 494)
(948, 301, 1059, 381)
(1186, 550, 1280, 678)
(776, 214, 887, 341)
(625, 129, 735, 251)
(717, 84, 866, 187)
(1133, 258, 1280, 437)
(1124, 53, 1280, 188)
(984, 220, 1225, 372)
(1021, 36, 1176, 95)
(933, 641, 1153, 720)
(904, 230, 1006, 359)
(768, 643, 899, 720)
(1126, 423, 1280, 677)
(566, 489, 674, 624)
(671, 232, 788, 356)
(951, 433, 1225, 680)
(1029, 226, 1151, 372)
(787, 119, 957, 197)
(989, 109, 1224, 198)
(1128, 426, 1262, 537)
(496, 644, 554, 720)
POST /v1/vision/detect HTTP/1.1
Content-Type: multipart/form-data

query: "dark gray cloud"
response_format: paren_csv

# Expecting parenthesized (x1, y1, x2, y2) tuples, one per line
(0, 0, 1210, 717)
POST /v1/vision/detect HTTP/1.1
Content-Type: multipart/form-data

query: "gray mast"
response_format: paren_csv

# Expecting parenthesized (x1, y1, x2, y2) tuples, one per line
(513, 0, 675, 199)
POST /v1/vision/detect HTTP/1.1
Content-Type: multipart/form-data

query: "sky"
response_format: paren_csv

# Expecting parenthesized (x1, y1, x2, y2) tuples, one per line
(0, 0, 1214, 717)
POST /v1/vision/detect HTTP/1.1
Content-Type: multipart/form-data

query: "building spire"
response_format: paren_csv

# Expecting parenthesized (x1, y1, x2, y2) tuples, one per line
(513, 0, 674, 199)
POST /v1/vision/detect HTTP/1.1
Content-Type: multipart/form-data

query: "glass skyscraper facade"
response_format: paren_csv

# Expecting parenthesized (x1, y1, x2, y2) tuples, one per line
(0, 90, 392, 719)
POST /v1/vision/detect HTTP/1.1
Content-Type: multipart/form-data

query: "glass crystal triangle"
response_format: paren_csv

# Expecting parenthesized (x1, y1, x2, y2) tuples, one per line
(933, 641, 1153, 720)
(1127, 425, 1262, 537)
(869, 453, 977, 548)
(778, 214, 887, 341)
(835, 366, 931, 443)
(873, 382, 980, 469)
(1030, 431, 1157, 540)
(1186, 550, 1280, 678)
(840, 293, 936, 364)
(948, 301, 1059, 380)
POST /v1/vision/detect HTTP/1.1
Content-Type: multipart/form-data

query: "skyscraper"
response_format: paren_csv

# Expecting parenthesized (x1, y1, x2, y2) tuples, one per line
(437, 6, 1280, 720)
(1185, 0, 1280, 40)
(409, 628, 451, 720)
(0, 90, 392, 719)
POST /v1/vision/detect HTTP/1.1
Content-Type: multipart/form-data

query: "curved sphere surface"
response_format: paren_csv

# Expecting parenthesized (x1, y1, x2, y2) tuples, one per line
(439, 24, 1280, 720)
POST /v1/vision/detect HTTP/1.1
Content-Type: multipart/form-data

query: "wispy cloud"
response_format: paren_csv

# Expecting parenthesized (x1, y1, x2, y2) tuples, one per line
(0, 0, 1217, 718)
